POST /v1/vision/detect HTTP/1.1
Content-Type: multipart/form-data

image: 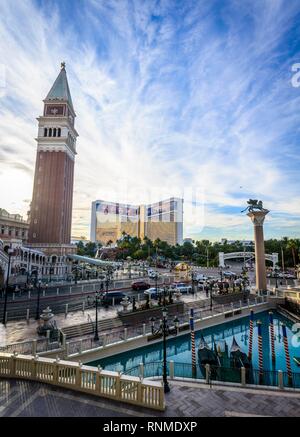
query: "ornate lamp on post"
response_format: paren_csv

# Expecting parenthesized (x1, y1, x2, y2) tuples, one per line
(94, 290, 101, 341)
(35, 279, 42, 320)
(162, 306, 170, 393)
(149, 306, 179, 394)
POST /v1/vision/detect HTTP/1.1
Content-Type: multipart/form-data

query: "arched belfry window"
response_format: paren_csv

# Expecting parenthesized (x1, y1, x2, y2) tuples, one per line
(58, 128, 61, 137)
(44, 128, 47, 137)
(53, 128, 57, 137)
(49, 128, 52, 137)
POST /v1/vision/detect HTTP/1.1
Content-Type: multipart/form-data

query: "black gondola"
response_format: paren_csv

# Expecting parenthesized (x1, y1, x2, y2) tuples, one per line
(198, 335, 219, 366)
(230, 336, 251, 369)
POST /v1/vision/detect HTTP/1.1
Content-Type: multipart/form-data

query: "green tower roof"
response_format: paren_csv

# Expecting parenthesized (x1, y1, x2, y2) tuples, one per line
(45, 63, 74, 113)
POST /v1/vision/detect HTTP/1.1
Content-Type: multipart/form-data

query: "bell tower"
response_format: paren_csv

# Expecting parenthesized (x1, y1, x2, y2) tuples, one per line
(28, 63, 78, 245)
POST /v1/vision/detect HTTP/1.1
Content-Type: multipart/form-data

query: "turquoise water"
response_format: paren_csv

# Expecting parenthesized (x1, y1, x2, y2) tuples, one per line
(88, 311, 300, 375)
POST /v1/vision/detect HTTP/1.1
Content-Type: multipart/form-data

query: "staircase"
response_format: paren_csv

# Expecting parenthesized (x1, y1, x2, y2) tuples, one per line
(61, 317, 124, 339)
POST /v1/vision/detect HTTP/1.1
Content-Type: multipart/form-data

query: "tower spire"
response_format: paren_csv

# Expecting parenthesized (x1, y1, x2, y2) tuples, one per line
(45, 63, 74, 113)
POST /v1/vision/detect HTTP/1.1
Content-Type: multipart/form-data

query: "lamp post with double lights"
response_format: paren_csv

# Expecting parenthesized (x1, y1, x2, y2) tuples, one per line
(2, 248, 14, 326)
(149, 286, 179, 393)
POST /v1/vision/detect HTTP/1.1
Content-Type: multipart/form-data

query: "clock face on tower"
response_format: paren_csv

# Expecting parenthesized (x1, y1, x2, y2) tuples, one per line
(45, 105, 65, 116)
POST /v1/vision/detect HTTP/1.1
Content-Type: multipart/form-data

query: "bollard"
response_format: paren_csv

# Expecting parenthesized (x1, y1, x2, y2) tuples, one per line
(82, 301, 85, 313)
(43, 289, 45, 297)
(69, 286, 72, 294)
(57, 288, 59, 296)
(239, 300, 242, 309)
(241, 367, 246, 386)
(26, 309, 30, 323)
(112, 297, 115, 307)
(65, 303, 68, 317)
(169, 360, 174, 379)
(278, 370, 284, 389)
(79, 339, 83, 354)
(124, 327, 128, 341)
(142, 323, 146, 336)
(32, 339, 37, 355)
(4, 311, 8, 326)
(139, 363, 144, 379)
(12, 292, 15, 301)
(137, 293, 140, 303)
(247, 298, 250, 308)
(28, 290, 31, 299)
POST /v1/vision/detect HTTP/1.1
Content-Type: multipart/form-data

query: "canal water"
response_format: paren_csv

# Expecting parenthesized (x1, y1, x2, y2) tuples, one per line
(88, 311, 300, 375)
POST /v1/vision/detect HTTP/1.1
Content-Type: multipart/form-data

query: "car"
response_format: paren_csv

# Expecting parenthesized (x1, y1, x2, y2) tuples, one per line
(284, 274, 296, 279)
(171, 282, 192, 294)
(148, 270, 158, 279)
(223, 271, 236, 277)
(131, 280, 151, 291)
(101, 291, 128, 305)
(195, 274, 208, 282)
(144, 287, 163, 299)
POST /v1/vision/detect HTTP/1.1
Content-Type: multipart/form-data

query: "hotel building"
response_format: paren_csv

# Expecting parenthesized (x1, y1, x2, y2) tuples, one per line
(90, 198, 183, 246)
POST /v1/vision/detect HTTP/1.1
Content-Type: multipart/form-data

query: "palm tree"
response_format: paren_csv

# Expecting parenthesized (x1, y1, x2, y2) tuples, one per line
(286, 239, 298, 267)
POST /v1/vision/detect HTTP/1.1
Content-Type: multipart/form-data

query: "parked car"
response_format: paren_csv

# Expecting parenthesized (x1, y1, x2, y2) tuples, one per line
(148, 270, 158, 279)
(144, 287, 163, 299)
(171, 282, 192, 294)
(195, 274, 208, 282)
(223, 271, 236, 277)
(101, 291, 128, 306)
(131, 280, 151, 291)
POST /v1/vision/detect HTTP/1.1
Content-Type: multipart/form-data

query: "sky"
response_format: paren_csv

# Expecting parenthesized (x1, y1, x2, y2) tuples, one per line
(0, 0, 300, 242)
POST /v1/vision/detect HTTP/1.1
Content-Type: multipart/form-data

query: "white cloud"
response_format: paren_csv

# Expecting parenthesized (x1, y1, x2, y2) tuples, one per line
(0, 0, 299, 240)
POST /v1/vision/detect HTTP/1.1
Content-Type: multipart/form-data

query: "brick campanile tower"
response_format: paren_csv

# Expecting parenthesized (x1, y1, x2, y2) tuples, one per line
(28, 63, 78, 246)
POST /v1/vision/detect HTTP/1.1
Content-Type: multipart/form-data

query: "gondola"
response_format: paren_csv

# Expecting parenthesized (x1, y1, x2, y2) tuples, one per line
(230, 336, 251, 369)
(198, 335, 219, 367)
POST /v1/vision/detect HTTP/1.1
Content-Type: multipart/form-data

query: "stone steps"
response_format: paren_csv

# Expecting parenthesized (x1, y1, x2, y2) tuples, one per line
(61, 317, 124, 339)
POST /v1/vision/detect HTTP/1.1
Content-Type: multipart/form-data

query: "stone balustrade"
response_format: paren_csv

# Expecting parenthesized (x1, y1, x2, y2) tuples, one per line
(0, 352, 165, 411)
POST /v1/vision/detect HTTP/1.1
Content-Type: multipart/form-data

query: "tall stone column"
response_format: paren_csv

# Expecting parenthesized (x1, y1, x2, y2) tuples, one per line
(247, 210, 269, 293)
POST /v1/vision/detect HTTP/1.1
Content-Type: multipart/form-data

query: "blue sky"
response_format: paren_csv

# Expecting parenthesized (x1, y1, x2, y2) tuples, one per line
(0, 0, 300, 241)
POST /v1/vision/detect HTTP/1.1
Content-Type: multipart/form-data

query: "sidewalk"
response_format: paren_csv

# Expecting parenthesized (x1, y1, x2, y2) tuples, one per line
(0, 293, 207, 346)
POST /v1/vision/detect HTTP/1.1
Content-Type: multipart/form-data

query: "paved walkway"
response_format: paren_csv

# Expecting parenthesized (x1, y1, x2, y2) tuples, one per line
(1, 378, 300, 417)
(0, 293, 208, 346)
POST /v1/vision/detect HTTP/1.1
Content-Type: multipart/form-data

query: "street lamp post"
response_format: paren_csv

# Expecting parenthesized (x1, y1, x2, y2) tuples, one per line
(162, 306, 169, 393)
(94, 291, 100, 341)
(2, 248, 14, 325)
(150, 286, 179, 394)
(35, 279, 42, 320)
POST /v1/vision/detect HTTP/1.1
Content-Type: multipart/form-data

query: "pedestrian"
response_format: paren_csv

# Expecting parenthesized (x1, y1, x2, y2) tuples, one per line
(205, 285, 209, 298)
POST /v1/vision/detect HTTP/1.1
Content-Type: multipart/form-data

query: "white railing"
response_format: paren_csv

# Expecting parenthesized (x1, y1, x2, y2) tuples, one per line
(0, 352, 165, 411)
